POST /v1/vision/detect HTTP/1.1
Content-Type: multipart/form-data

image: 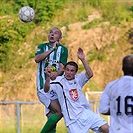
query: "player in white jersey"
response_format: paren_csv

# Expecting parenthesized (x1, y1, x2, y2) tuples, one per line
(35, 27, 68, 133)
(99, 54, 133, 133)
(44, 47, 109, 133)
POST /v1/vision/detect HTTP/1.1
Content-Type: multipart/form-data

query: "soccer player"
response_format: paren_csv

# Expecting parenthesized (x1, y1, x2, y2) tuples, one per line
(35, 27, 68, 133)
(99, 54, 133, 133)
(44, 47, 109, 133)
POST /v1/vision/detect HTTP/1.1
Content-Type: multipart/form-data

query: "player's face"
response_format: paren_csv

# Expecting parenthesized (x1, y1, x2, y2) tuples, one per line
(64, 65, 77, 80)
(48, 28, 61, 43)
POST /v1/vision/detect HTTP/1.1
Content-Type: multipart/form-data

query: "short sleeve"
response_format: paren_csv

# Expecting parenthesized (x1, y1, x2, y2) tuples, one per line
(99, 83, 111, 114)
(35, 44, 45, 55)
(76, 72, 89, 88)
(60, 45, 68, 65)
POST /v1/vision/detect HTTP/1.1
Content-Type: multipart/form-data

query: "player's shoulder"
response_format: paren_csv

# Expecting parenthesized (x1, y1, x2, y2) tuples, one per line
(109, 79, 118, 84)
(38, 42, 48, 47)
(59, 43, 68, 50)
(75, 72, 86, 78)
(50, 76, 64, 88)
(50, 75, 64, 83)
(107, 79, 118, 85)
(105, 79, 119, 90)
(55, 75, 64, 81)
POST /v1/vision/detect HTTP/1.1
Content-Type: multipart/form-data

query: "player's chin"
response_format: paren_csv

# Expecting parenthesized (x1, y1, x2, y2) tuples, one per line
(65, 75, 72, 80)
(49, 40, 56, 43)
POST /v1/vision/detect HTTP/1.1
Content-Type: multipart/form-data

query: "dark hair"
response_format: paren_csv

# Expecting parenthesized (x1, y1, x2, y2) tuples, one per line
(65, 61, 78, 72)
(122, 54, 133, 76)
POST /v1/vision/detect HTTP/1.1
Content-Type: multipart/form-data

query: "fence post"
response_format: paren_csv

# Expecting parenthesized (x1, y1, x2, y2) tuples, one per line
(16, 101, 21, 133)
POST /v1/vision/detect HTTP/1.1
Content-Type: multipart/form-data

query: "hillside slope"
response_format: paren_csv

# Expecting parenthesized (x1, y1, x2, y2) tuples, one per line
(1, 12, 133, 102)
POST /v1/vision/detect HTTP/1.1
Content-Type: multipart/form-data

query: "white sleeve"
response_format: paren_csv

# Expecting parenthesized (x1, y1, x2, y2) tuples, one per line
(99, 84, 110, 114)
(76, 72, 89, 87)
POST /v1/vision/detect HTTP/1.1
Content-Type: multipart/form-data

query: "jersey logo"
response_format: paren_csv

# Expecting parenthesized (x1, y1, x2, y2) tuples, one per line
(69, 89, 79, 101)
(50, 90, 57, 98)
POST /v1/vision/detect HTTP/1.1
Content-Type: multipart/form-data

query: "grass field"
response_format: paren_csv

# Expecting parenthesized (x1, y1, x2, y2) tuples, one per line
(0, 100, 110, 133)
(0, 103, 68, 133)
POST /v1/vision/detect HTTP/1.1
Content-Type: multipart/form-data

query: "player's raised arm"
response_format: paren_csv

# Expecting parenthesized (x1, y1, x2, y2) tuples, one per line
(77, 47, 93, 79)
(35, 41, 58, 63)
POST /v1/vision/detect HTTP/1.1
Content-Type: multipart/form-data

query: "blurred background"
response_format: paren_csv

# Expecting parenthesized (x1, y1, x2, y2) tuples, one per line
(0, 0, 133, 132)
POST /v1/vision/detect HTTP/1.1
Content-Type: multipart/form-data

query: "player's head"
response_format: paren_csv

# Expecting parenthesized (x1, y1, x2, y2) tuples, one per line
(64, 61, 78, 80)
(122, 54, 133, 76)
(48, 27, 62, 43)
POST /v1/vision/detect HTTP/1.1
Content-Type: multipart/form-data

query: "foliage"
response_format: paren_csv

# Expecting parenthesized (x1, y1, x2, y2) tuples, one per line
(54, 0, 92, 25)
(87, 49, 99, 62)
(99, 1, 133, 25)
(0, 16, 35, 71)
(33, 0, 65, 23)
(0, 0, 65, 23)
(0, 0, 133, 91)
(86, 49, 107, 62)
(0, 0, 66, 71)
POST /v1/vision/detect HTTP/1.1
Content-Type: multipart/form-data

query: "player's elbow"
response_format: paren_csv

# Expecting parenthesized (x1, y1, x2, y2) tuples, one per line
(44, 88, 49, 93)
(44, 85, 50, 93)
(100, 109, 110, 115)
(87, 72, 93, 79)
(99, 106, 110, 115)
(90, 72, 93, 78)
(35, 56, 40, 63)
(35, 59, 37, 63)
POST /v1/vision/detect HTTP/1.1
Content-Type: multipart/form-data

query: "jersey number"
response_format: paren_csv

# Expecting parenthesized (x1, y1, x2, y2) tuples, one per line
(116, 96, 133, 115)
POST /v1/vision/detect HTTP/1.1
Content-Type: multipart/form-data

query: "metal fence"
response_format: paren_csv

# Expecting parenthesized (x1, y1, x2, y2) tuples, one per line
(0, 101, 42, 133)
(0, 92, 110, 133)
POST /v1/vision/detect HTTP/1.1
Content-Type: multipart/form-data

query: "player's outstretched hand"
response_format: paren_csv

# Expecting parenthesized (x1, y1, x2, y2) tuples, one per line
(50, 72, 57, 80)
(77, 47, 85, 61)
(45, 66, 52, 78)
(53, 41, 59, 49)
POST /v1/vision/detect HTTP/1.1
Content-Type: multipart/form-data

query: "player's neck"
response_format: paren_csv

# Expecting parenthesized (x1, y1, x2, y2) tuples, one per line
(124, 74, 133, 77)
(49, 42, 57, 47)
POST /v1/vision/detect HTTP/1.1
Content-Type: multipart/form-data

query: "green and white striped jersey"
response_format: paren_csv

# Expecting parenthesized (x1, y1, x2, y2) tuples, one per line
(35, 43, 68, 91)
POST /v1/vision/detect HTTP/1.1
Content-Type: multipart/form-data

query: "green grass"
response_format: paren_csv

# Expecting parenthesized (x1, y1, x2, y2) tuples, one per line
(1, 102, 110, 133)
(1, 118, 68, 133)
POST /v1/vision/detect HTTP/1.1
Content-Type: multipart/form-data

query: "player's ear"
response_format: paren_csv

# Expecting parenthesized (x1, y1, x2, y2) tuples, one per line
(59, 36, 62, 40)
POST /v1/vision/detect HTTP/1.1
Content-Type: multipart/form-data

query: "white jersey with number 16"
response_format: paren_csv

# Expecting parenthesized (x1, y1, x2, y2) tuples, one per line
(100, 76, 133, 133)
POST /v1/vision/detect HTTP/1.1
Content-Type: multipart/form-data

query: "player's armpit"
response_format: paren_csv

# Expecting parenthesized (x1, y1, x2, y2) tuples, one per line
(101, 110, 110, 115)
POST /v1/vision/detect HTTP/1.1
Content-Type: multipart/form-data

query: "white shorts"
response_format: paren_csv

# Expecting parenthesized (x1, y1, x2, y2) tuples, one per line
(37, 89, 58, 115)
(67, 108, 107, 133)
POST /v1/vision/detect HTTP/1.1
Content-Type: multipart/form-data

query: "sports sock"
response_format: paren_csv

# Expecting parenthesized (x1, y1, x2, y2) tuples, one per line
(40, 113, 61, 133)
(48, 128, 56, 133)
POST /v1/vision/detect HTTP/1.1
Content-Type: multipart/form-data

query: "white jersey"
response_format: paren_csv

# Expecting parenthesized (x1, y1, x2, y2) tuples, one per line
(99, 76, 133, 133)
(49, 72, 92, 126)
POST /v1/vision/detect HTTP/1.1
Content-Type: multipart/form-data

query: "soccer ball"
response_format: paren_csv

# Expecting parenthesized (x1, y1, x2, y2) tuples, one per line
(18, 6, 35, 22)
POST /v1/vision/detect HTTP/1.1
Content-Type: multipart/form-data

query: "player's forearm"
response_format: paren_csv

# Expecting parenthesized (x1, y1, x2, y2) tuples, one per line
(44, 76, 50, 92)
(56, 68, 64, 76)
(35, 48, 55, 63)
(81, 58, 93, 79)
(56, 63, 64, 76)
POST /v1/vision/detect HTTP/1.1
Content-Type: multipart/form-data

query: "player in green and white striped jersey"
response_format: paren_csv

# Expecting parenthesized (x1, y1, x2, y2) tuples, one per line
(35, 27, 68, 133)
